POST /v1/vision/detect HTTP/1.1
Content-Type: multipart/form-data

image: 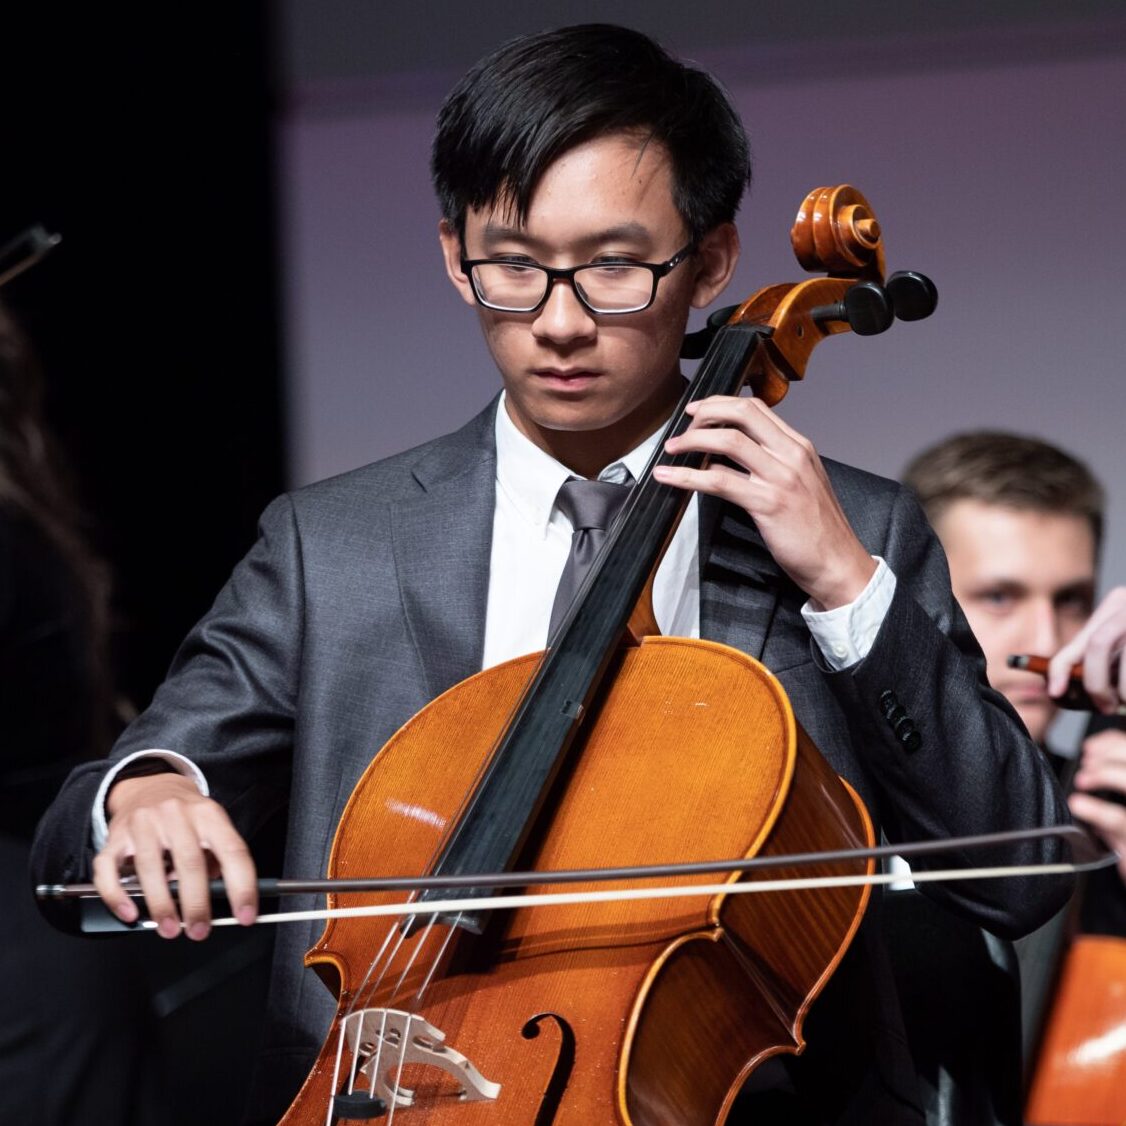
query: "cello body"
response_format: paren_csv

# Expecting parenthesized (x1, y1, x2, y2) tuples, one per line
(1024, 929, 1126, 1125)
(280, 638, 873, 1124)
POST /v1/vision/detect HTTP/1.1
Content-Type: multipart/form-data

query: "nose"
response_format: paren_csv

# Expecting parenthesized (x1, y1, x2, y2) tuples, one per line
(531, 278, 597, 346)
(1025, 599, 1064, 657)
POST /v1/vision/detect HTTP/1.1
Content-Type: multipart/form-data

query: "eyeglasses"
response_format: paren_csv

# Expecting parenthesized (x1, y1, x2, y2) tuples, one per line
(459, 243, 696, 315)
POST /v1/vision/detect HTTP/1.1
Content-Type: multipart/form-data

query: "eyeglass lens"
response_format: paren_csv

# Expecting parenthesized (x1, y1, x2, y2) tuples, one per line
(470, 263, 655, 313)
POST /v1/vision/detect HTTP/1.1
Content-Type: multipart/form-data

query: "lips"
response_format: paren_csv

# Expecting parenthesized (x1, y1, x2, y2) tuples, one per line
(1000, 681, 1052, 708)
(532, 368, 602, 389)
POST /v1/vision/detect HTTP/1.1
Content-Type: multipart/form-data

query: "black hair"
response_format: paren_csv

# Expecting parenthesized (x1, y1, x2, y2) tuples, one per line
(431, 24, 751, 243)
(0, 300, 113, 754)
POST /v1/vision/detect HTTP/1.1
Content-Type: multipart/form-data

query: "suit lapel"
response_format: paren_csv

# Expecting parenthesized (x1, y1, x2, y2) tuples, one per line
(698, 494, 784, 662)
(390, 409, 791, 697)
(392, 406, 497, 700)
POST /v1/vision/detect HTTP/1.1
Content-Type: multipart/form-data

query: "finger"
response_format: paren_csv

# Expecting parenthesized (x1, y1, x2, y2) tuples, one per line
(681, 396, 790, 453)
(1079, 729, 1126, 762)
(665, 422, 775, 478)
(1067, 793, 1126, 877)
(652, 460, 754, 504)
(162, 805, 218, 941)
(92, 843, 141, 925)
(124, 807, 185, 939)
(1073, 757, 1126, 796)
(1078, 620, 1117, 711)
(1048, 588, 1126, 699)
(197, 808, 259, 926)
(1048, 631, 1088, 697)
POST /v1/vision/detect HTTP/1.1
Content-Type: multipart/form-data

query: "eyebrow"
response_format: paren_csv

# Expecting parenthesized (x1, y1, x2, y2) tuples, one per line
(1053, 579, 1096, 603)
(967, 577, 1096, 602)
(479, 221, 654, 252)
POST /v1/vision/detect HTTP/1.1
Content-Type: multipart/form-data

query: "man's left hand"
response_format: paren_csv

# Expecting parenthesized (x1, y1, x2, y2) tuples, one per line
(654, 395, 875, 609)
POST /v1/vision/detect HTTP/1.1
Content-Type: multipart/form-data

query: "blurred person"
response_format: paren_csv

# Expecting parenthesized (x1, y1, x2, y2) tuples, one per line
(0, 297, 159, 1123)
(903, 430, 1124, 930)
(904, 431, 1126, 1118)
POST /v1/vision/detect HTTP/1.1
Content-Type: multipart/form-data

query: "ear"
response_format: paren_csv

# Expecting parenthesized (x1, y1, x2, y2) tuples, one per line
(689, 222, 740, 309)
(439, 219, 477, 308)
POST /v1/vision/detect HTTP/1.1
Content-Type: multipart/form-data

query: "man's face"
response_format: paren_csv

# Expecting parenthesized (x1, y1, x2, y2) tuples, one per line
(439, 133, 736, 471)
(935, 498, 1097, 743)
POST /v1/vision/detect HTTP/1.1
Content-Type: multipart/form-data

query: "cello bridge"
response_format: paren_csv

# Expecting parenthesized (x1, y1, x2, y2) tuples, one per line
(338, 1008, 501, 1110)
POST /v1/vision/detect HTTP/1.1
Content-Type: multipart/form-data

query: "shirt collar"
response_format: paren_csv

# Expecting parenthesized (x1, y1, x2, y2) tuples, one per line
(494, 392, 667, 534)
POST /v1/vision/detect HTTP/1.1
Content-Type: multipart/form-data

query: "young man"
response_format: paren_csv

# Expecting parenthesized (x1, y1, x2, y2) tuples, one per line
(904, 431, 1126, 910)
(34, 25, 1070, 1125)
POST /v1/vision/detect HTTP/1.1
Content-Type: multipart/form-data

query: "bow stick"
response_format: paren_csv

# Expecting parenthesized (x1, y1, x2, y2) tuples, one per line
(37, 824, 1115, 932)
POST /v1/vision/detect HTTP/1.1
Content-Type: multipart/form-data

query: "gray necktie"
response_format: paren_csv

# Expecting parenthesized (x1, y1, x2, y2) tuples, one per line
(548, 475, 633, 638)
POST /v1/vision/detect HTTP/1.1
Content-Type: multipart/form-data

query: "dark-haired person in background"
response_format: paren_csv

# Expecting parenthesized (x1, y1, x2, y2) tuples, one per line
(34, 25, 1070, 1124)
(0, 299, 160, 1123)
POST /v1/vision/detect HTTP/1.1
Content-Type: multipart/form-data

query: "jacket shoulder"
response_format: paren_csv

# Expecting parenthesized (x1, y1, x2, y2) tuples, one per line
(821, 456, 919, 541)
(282, 400, 498, 518)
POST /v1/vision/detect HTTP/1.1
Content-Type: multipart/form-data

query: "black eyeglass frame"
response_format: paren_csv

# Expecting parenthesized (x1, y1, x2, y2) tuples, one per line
(459, 242, 697, 316)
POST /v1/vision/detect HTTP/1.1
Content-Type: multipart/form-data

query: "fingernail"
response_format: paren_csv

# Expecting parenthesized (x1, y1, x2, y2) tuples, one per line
(237, 905, 256, 926)
(158, 917, 181, 939)
(187, 922, 210, 941)
(116, 902, 138, 924)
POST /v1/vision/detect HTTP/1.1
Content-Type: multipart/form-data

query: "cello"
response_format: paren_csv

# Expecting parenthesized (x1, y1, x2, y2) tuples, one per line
(1011, 657, 1126, 1125)
(269, 185, 937, 1125)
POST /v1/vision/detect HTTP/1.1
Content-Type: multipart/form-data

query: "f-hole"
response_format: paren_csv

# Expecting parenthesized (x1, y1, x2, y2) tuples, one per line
(521, 1012, 577, 1126)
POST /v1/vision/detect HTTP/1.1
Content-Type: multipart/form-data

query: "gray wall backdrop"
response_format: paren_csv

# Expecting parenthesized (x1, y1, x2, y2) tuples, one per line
(276, 6, 1126, 597)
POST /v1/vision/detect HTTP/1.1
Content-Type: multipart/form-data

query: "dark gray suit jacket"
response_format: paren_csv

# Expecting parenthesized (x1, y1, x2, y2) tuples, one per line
(32, 400, 1071, 1123)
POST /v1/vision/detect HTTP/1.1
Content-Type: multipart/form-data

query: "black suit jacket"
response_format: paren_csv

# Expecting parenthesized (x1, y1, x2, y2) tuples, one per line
(32, 401, 1072, 1123)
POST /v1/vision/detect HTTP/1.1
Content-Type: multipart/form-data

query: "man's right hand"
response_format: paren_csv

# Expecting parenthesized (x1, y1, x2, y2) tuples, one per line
(93, 773, 258, 940)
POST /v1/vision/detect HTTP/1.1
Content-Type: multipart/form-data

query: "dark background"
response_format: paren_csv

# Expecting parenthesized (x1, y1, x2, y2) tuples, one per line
(2, 2, 284, 711)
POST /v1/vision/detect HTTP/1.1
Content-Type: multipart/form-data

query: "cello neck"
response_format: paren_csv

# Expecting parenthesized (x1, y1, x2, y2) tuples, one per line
(418, 323, 768, 926)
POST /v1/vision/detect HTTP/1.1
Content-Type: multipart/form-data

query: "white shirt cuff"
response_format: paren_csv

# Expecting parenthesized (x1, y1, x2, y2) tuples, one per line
(91, 749, 209, 851)
(801, 557, 896, 670)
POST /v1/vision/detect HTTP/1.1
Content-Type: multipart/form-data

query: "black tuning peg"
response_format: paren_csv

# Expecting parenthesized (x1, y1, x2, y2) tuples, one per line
(885, 271, 938, 322)
(811, 280, 894, 336)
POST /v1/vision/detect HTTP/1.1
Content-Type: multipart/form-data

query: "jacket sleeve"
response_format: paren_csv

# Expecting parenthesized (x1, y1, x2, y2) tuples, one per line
(821, 483, 1074, 939)
(30, 494, 302, 920)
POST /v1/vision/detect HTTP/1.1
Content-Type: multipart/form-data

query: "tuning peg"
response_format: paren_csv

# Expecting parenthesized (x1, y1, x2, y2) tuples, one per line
(811, 280, 894, 336)
(886, 271, 938, 322)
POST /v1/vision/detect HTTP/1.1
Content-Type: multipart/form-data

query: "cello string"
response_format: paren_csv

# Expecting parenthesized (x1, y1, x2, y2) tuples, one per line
(385, 1015, 411, 1126)
(348, 910, 464, 1117)
(340, 1008, 368, 1115)
(385, 913, 440, 1011)
(328, 1014, 351, 1126)
(342, 915, 403, 1021)
(414, 913, 463, 1005)
(364, 912, 442, 1115)
(336, 910, 423, 1112)
(178, 854, 1114, 929)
